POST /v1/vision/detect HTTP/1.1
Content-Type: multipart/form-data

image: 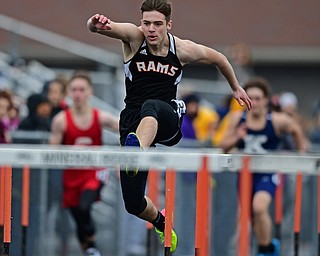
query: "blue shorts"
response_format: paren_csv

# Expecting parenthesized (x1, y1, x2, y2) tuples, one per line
(252, 173, 279, 198)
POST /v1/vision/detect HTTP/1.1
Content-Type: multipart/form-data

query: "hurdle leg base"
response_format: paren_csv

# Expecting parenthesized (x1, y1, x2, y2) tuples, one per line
(3, 242, 10, 256)
(294, 232, 300, 256)
(164, 247, 171, 256)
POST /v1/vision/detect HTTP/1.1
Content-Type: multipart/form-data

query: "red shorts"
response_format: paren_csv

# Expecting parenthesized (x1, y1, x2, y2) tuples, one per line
(62, 168, 109, 208)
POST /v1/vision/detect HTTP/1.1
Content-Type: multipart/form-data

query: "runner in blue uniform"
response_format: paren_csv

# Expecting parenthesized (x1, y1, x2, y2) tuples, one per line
(221, 77, 307, 256)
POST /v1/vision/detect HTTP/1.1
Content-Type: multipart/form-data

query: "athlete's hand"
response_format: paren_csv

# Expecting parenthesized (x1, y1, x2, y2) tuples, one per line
(87, 14, 112, 32)
(232, 86, 252, 111)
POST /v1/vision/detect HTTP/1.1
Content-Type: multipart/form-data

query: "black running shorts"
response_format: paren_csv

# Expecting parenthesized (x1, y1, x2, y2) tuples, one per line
(119, 99, 183, 147)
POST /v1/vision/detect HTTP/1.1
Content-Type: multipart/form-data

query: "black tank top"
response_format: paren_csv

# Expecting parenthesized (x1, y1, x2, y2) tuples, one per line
(123, 33, 183, 107)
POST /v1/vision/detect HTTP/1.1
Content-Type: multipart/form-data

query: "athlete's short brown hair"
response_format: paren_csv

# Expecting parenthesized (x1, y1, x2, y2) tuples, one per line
(69, 70, 92, 86)
(141, 0, 172, 23)
(243, 77, 271, 98)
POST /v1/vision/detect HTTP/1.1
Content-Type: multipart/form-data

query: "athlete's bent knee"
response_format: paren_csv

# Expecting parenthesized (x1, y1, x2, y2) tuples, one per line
(124, 198, 147, 216)
(141, 99, 159, 119)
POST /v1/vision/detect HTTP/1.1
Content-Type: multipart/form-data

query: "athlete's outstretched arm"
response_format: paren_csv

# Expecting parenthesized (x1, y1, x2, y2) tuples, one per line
(219, 112, 246, 153)
(87, 14, 144, 44)
(176, 38, 252, 111)
(99, 111, 119, 133)
(275, 113, 309, 152)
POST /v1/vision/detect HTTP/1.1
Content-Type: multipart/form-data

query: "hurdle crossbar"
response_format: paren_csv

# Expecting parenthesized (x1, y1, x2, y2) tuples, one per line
(0, 145, 319, 174)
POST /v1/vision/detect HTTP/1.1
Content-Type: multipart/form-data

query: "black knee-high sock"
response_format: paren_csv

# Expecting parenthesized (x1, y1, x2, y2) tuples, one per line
(151, 211, 165, 231)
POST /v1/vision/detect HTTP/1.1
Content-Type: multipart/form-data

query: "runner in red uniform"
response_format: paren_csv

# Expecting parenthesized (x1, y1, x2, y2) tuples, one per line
(50, 72, 118, 256)
(62, 108, 104, 208)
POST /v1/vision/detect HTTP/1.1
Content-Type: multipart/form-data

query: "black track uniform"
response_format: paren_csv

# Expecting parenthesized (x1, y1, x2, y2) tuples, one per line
(120, 33, 186, 215)
(120, 33, 184, 146)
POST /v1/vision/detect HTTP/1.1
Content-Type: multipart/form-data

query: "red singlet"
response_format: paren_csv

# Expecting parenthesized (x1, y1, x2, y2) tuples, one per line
(62, 108, 106, 207)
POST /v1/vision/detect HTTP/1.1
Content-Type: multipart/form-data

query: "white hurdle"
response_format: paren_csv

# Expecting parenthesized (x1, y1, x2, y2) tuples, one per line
(0, 144, 319, 255)
(0, 145, 319, 173)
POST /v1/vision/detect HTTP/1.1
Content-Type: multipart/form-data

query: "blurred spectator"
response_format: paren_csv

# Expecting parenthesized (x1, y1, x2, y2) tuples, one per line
(0, 90, 13, 143)
(278, 91, 309, 150)
(279, 92, 299, 121)
(216, 94, 233, 120)
(181, 93, 199, 139)
(18, 93, 52, 131)
(6, 105, 20, 131)
(194, 104, 219, 145)
(42, 77, 69, 256)
(181, 93, 219, 146)
(43, 77, 68, 122)
(213, 96, 245, 147)
(310, 106, 320, 150)
(269, 93, 281, 112)
(2, 93, 23, 131)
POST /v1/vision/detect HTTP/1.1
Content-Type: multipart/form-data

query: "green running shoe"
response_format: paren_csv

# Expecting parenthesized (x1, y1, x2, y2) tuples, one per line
(124, 132, 141, 177)
(155, 209, 178, 253)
